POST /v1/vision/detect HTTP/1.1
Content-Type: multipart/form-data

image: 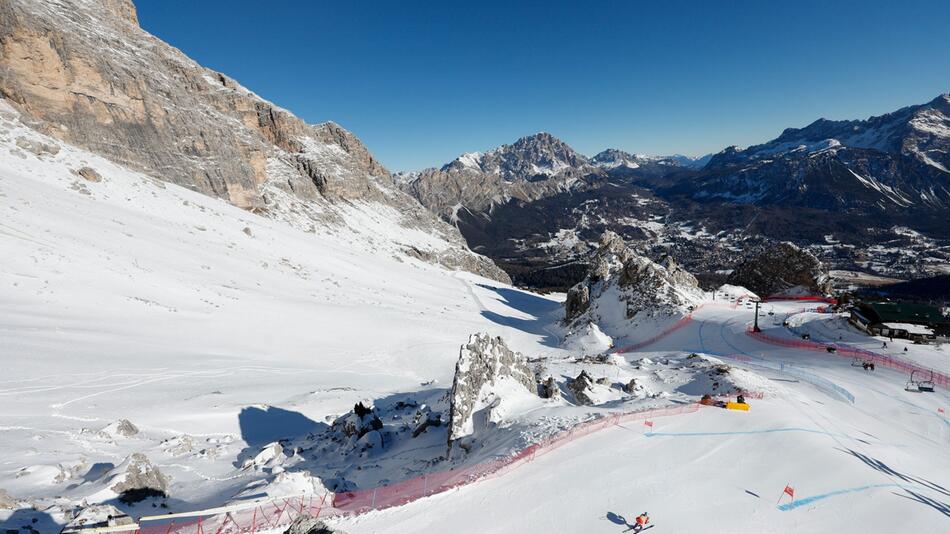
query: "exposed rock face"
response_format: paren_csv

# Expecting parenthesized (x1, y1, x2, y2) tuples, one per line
(568, 370, 595, 405)
(540, 376, 561, 400)
(110, 453, 169, 503)
(564, 282, 590, 320)
(103, 418, 138, 437)
(0, 0, 508, 282)
(727, 242, 831, 296)
(447, 333, 536, 447)
(0, 488, 17, 509)
(76, 166, 102, 183)
(284, 516, 347, 534)
(565, 231, 703, 328)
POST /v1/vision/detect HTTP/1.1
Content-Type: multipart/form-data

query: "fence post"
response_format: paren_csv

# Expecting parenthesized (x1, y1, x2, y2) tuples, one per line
(371, 488, 377, 509)
(423, 475, 428, 496)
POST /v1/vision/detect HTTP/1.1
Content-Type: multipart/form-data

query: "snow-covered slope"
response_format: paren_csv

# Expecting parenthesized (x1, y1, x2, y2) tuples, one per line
(0, 99, 567, 522)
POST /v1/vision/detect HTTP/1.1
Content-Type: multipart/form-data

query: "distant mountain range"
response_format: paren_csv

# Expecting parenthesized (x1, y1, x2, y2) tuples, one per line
(399, 94, 950, 289)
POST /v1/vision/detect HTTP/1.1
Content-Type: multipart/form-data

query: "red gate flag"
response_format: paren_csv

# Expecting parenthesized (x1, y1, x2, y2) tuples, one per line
(644, 420, 654, 427)
(939, 408, 945, 414)
(784, 485, 795, 498)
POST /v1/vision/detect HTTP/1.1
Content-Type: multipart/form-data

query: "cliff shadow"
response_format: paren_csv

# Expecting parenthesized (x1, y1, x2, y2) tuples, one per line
(475, 284, 562, 347)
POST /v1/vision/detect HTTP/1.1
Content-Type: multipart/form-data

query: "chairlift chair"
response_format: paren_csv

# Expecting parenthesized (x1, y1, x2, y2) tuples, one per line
(919, 371, 936, 393)
(905, 370, 933, 393)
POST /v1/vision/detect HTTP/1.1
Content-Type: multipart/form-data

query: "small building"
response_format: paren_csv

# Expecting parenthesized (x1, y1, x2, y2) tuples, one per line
(849, 301, 945, 342)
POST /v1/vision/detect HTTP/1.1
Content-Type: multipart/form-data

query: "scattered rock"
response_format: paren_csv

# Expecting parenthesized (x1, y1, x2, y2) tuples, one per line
(0, 488, 18, 509)
(242, 226, 253, 236)
(101, 419, 138, 437)
(568, 370, 596, 405)
(283, 515, 346, 534)
(61, 504, 134, 534)
(624, 378, 640, 394)
(539, 377, 560, 400)
(15, 136, 60, 156)
(242, 442, 287, 471)
(76, 166, 102, 183)
(110, 453, 169, 503)
(411, 404, 442, 438)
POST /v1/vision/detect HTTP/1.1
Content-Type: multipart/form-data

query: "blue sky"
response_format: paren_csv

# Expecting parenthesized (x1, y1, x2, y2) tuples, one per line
(135, 0, 950, 171)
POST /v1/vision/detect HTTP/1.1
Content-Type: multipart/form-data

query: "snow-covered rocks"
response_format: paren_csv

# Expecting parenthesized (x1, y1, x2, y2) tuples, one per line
(562, 322, 613, 354)
(564, 231, 704, 335)
(231, 471, 329, 505)
(101, 419, 139, 438)
(447, 334, 538, 447)
(106, 453, 169, 503)
(242, 442, 289, 472)
(539, 377, 561, 400)
(284, 515, 347, 534)
(568, 370, 597, 406)
(61, 504, 134, 534)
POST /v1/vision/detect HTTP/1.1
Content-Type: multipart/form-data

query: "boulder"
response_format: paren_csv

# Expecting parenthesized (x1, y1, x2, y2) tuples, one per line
(76, 166, 102, 183)
(283, 516, 347, 534)
(568, 370, 596, 405)
(540, 376, 561, 400)
(110, 453, 169, 503)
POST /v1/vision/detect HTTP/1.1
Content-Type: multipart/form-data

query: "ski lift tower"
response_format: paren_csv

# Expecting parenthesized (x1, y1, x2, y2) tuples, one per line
(753, 300, 762, 332)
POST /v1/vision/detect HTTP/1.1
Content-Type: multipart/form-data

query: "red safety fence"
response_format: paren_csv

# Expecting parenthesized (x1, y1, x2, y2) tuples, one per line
(332, 402, 702, 514)
(100, 403, 708, 534)
(748, 330, 950, 389)
(129, 492, 331, 534)
(611, 306, 702, 354)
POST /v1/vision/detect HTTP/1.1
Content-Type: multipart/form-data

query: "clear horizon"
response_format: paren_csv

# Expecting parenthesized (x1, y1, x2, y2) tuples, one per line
(135, 0, 950, 171)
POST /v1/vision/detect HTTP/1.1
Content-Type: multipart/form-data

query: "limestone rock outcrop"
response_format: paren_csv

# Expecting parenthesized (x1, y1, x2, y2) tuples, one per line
(108, 453, 169, 503)
(565, 231, 704, 328)
(447, 334, 536, 447)
(0, 0, 508, 282)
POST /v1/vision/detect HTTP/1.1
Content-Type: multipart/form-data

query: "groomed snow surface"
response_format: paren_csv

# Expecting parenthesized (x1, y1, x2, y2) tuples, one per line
(2, 108, 949, 532)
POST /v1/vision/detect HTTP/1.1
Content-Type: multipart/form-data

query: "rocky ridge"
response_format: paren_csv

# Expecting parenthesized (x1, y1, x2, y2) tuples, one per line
(0, 0, 507, 281)
(564, 231, 704, 335)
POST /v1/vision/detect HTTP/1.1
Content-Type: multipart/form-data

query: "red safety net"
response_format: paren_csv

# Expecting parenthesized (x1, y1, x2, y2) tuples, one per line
(748, 330, 949, 389)
(332, 403, 701, 514)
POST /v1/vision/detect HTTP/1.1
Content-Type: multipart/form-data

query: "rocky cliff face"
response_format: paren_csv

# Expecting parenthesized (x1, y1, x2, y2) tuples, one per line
(564, 231, 704, 332)
(446, 333, 537, 449)
(0, 0, 508, 281)
(727, 242, 831, 297)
